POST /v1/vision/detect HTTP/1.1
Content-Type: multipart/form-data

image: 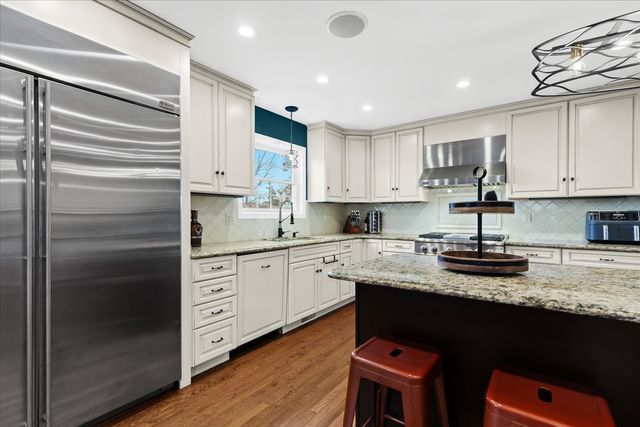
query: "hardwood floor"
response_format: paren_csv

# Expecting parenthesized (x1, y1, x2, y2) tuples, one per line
(105, 303, 355, 427)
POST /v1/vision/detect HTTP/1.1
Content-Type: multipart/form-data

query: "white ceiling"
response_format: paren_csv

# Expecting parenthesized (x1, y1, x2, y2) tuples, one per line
(136, 1, 636, 130)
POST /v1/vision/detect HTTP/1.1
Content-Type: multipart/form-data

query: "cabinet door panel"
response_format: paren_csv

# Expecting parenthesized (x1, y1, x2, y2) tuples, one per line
(325, 130, 345, 201)
(569, 93, 639, 196)
(288, 259, 318, 323)
(507, 103, 568, 198)
(346, 136, 369, 202)
(363, 240, 383, 260)
(218, 84, 254, 196)
(371, 133, 395, 202)
(339, 253, 355, 300)
(318, 259, 341, 310)
(238, 251, 287, 344)
(189, 75, 218, 192)
(395, 128, 424, 201)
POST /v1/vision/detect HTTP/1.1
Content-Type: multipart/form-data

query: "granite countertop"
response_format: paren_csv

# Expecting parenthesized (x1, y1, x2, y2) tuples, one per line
(329, 254, 640, 323)
(506, 239, 640, 253)
(191, 233, 415, 259)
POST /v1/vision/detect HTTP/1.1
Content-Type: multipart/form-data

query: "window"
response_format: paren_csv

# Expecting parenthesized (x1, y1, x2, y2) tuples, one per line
(238, 134, 306, 219)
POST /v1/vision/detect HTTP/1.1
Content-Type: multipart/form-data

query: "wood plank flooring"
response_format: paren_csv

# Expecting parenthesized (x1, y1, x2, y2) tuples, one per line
(105, 303, 355, 427)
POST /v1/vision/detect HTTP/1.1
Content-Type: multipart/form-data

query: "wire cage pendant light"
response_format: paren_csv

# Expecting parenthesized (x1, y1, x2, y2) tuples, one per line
(531, 10, 640, 97)
(285, 105, 299, 169)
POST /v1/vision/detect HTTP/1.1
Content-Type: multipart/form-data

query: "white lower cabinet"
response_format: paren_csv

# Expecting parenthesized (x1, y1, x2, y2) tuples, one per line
(238, 250, 288, 345)
(193, 317, 237, 366)
(506, 246, 562, 265)
(318, 255, 341, 310)
(339, 252, 355, 300)
(287, 258, 319, 323)
(562, 249, 640, 270)
(191, 256, 239, 368)
(364, 239, 383, 260)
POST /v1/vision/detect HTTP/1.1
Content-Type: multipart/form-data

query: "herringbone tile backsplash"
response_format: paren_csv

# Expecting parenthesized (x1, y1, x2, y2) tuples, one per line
(192, 188, 640, 244)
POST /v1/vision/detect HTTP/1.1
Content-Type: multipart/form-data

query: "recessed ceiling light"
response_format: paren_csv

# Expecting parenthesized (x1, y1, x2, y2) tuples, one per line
(327, 11, 368, 38)
(362, 104, 372, 112)
(457, 80, 471, 88)
(238, 26, 254, 38)
(316, 76, 329, 84)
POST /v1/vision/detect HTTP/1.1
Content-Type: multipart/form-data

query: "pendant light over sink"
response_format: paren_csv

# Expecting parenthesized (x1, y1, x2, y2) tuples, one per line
(285, 105, 299, 169)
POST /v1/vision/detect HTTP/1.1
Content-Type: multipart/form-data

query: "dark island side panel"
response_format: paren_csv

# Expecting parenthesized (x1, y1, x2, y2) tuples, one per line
(355, 283, 640, 427)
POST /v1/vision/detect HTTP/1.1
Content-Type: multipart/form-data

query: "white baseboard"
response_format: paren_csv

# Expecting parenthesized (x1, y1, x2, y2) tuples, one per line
(282, 297, 355, 334)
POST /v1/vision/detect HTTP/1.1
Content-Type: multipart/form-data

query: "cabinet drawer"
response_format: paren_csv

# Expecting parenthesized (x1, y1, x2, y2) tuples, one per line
(193, 296, 237, 329)
(193, 317, 237, 366)
(193, 255, 237, 282)
(562, 249, 640, 270)
(383, 240, 414, 253)
(193, 275, 237, 305)
(289, 242, 340, 263)
(340, 240, 353, 253)
(506, 246, 562, 265)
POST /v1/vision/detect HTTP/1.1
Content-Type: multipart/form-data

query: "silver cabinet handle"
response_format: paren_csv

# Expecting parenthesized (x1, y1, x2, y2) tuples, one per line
(210, 265, 224, 270)
(323, 259, 338, 265)
(315, 269, 323, 273)
(599, 258, 615, 262)
(261, 264, 271, 269)
(211, 337, 224, 344)
(211, 309, 224, 315)
(210, 287, 224, 293)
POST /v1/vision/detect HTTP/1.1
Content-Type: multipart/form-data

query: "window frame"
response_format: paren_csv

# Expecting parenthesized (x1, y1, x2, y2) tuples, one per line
(238, 133, 306, 219)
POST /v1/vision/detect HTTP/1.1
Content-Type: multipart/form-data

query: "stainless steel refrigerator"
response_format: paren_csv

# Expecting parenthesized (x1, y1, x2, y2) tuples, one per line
(1, 7, 181, 426)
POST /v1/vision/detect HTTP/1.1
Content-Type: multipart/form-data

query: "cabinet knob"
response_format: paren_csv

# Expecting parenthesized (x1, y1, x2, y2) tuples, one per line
(562, 177, 567, 182)
(221, 171, 225, 176)
(327, 186, 330, 190)
(346, 188, 349, 192)
(215, 170, 220, 175)
(570, 177, 575, 181)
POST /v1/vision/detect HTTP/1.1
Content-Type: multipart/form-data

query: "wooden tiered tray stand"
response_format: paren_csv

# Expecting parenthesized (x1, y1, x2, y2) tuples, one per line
(437, 167, 528, 274)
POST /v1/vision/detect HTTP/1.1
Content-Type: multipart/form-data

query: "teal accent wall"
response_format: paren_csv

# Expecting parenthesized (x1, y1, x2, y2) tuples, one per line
(255, 106, 307, 147)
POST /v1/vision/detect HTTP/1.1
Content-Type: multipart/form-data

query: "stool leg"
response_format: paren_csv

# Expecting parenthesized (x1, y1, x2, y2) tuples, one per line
(434, 375, 449, 427)
(374, 385, 389, 427)
(343, 365, 362, 427)
(401, 385, 428, 427)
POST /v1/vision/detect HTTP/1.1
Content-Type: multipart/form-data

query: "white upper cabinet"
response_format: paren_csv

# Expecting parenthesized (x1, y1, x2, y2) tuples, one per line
(345, 136, 370, 202)
(395, 128, 424, 202)
(218, 84, 255, 196)
(189, 63, 255, 196)
(307, 124, 345, 202)
(371, 133, 396, 202)
(371, 128, 425, 202)
(189, 74, 219, 193)
(507, 102, 568, 199)
(569, 92, 640, 197)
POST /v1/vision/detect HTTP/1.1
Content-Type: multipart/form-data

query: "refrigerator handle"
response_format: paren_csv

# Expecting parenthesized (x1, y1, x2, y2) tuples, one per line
(23, 75, 35, 427)
(38, 80, 52, 426)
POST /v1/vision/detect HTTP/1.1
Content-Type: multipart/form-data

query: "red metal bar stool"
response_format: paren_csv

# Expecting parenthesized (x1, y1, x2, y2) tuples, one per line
(484, 369, 616, 427)
(343, 336, 449, 427)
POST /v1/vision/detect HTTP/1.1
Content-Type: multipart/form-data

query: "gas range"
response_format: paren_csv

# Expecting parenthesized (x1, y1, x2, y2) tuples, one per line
(414, 232, 508, 256)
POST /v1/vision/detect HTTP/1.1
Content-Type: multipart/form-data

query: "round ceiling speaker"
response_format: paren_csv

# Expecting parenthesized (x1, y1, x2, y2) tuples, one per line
(327, 11, 368, 38)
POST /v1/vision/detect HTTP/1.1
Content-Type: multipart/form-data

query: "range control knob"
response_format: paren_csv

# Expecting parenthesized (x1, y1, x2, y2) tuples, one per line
(430, 246, 438, 254)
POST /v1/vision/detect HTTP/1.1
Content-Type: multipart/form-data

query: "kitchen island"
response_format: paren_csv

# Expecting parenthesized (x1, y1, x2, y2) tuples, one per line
(330, 254, 640, 426)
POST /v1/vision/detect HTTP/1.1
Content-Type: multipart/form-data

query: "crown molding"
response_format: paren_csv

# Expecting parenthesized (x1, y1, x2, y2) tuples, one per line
(95, 0, 194, 47)
(191, 60, 257, 94)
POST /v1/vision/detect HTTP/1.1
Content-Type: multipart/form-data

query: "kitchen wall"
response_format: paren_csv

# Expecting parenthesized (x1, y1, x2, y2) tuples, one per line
(192, 196, 344, 242)
(345, 187, 640, 242)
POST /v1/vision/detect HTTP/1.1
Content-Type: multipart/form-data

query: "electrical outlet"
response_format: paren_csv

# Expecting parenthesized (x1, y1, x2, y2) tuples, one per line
(225, 212, 236, 225)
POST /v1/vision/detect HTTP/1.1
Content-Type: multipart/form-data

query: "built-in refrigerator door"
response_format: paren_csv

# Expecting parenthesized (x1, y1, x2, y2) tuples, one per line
(39, 80, 181, 426)
(0, 66, 33, 427)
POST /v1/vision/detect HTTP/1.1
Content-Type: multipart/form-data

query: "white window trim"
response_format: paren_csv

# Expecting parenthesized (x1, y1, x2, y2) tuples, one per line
(238, 133, 307, 219)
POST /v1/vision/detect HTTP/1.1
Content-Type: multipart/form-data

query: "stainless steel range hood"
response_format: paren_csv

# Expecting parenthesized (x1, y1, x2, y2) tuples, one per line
(420, 135, 506, 188)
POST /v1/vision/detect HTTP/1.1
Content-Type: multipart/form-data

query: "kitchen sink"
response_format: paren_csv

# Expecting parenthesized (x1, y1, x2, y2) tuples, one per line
(262, 236, 317, 242)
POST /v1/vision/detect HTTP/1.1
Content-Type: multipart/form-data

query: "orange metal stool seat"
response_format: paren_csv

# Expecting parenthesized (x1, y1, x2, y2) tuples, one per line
(484, 369, 616, 427)
(343, 336, 449, 427)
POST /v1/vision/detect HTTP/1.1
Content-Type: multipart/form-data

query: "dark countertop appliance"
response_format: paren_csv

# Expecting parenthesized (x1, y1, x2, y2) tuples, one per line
(586, 211, 640, 244)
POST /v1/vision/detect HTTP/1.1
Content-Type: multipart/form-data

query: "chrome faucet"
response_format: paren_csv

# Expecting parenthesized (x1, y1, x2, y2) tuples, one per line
(278, 200, 295, 238)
